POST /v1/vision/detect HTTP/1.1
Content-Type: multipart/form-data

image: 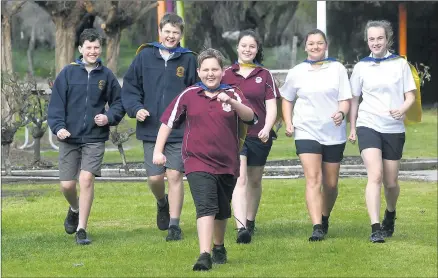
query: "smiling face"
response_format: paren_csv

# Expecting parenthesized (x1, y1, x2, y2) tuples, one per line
(367, 26, 388, 58)
(197, 57, 223, 90)
(305, 33, 327, 61)
(237, 35, 258, 64)
(159, 23, 182, 49)
(78, 40, 101, 64)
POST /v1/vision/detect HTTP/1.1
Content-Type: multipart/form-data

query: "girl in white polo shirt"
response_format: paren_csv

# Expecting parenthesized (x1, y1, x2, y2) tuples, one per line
(349, 20, 416, 243)
(280, 29, 352, 241)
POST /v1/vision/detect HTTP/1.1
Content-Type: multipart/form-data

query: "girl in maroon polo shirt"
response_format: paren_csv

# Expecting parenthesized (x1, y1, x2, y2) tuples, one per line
(153, 48, 256, 271)
(222, 29, 280, 244)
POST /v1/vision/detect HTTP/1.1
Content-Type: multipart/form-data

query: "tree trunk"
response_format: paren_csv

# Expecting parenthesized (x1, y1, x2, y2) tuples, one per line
(2, 144, 12, 176)
(106, 30, 121, 75)
(27, 24, 36, 77)
(117, 144, 129, 174)
(33, 136, 41, 164)
(1, 13, 13, 75)
(54, 16, 77, 75)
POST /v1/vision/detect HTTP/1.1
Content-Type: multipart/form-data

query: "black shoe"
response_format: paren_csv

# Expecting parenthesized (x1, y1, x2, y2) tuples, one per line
(236, 227, 251, 244)
(193, 252, 212, 271)
(322, 217, 329, 235)
(212, 245, 227, 264)
(64, 207, 79, 234)
(166, 225, 182, 241)
(246, 220, 255, 236)
(157, 194, 170, 231)
(381, 210, 396, 238)
(309, 228, 325, 241)
(75, 228, 91, 245)
(370, 230, 385, 243)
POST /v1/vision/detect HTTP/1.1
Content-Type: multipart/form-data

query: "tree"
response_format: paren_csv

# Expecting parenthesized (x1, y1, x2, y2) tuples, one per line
(83, 1, 157, 74)
(35, 1, 85, 74)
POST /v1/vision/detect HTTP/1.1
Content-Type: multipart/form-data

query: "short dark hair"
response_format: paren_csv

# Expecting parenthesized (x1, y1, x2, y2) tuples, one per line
(197, 48, 225, 68)
(159, 13, 184, 33)
(237, 29, 264, 64)
(79, 28, 102, 47)
(304, 29, 328, 45)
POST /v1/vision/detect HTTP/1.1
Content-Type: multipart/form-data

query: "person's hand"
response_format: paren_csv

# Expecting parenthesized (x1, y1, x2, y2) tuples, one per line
(153, 152, 166, 166)
(136, 109, 150, 122)
(331, 111, 344, 126)
(94, 114, 109, 126)
(258, 128, 270, 143)
(389, 109, 404, 120)
(348, 130, 357, 144)
(216, 92, 232, 104)
(285, 122, 294, 137)
(56, 128, 71, 140)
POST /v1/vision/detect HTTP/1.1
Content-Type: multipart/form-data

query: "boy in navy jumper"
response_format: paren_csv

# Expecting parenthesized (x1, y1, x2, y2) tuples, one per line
(121, 13, 197, 241)
(48, 28, 124, 245)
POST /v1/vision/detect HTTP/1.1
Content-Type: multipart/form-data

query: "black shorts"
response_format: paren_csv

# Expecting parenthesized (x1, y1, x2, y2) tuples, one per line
(186, 172, 236, 220)
(295, 140, 346, 163)
(357, 126, 405, 160)
(240, 134, 273, 166)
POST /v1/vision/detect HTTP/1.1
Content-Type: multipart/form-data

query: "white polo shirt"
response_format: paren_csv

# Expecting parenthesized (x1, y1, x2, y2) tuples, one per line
(350, 51, 416, 133)
(280, 61, 352, 145)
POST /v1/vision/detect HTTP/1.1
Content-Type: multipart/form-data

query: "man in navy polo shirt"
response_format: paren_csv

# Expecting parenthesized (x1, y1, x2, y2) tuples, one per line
(153, 48, 257, 271)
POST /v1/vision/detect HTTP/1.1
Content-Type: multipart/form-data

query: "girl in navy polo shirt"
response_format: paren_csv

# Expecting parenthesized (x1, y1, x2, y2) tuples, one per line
(222, 30, 280, 244)
(153, 48, 256, 271)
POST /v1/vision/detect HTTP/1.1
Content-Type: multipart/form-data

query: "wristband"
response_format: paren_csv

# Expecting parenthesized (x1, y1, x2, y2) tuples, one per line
(338, 111, 345, 120)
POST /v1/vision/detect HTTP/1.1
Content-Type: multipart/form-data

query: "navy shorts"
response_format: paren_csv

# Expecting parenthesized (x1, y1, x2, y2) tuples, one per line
(240, 133, 274, 167)
(295, 140, 346, 163)
(357, 126, 405, 160)
(186, 172, 236, 220)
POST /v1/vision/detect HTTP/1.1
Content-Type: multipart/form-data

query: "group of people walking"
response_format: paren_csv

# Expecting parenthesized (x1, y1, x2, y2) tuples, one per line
(47, 13, 417, 271)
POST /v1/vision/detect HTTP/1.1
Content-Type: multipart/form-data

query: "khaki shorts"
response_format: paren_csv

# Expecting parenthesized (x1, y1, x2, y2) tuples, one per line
(143, 141, 184, 177)
(58, 141, 105, 181)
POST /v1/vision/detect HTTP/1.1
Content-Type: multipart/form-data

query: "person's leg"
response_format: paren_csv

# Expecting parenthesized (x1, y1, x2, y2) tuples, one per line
(77, 170, 95, 231)
(246, 166, 264, 221)
(197, 215, 215, 254)
(300, 153, 323, 225)
(232, 156, 248, 229)
(382, 159, 401, 212)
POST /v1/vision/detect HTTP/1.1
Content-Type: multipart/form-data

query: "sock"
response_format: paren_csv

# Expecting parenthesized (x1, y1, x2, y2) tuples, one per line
(71, 207, 79, 213)
(313, 224, 323, 231)
(385, 209, 396, 219)
(213, 243, 224, 249)
(246, 219, 255, 226)
(371, 223, 381, 233)
(322, 215, 330, 223)
(169, 218, 180, 227)
(157, 196, 167, 207)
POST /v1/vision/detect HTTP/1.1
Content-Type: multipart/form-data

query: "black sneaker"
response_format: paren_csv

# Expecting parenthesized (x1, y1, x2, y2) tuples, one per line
(64, 207, 79, 234)
(75, 228, 91, 245)
(246, 220, 255, 236)
(193, 252, 212, 271)
(157, 194, 170, 231)
(370, 230, 385, 243)
(166, 225, 182, 241)
(381, 210, 396, 238)
(309, 228, 325, 241)
(212, 245, 227, 264)
(322, 217, 329, 235)
(236, 227, 251, 244)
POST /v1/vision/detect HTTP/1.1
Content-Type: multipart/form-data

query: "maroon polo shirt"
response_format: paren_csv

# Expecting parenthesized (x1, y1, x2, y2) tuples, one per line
(222, 64, 280, 137)
(160, 85, 254, 177)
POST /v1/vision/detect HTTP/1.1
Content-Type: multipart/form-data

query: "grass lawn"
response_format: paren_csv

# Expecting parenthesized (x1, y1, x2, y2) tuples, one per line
(11, 109, 437, 166)
(1, 178, 437, 277)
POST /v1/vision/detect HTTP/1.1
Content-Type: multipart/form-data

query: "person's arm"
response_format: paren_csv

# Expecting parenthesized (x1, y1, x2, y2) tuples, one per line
(121, 54, 147, 119)
(258, 71, 280, 142)
(348, 63, 362, 143)
(103, 72, 125, 126)
(217, 90, 255, 122)
(279, 69, 297, 137)
(389, 61, 417, 120)
(332, 64, 352, 126)
(152, 124, 172, 165)
(47, 67, 70, 139)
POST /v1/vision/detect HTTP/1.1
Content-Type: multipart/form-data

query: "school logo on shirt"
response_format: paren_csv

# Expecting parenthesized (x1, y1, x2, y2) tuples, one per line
(98, 80, 106, 90)
(222, 103, 232, 112)
(255, 76, 262, 84)
(176, 66, 185, 77)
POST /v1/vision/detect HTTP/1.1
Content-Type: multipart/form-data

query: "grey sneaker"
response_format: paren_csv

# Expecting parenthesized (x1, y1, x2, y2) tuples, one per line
(64, 207, 79, 234)
(370, 230, 385, 243)
(212, 245, 227, 264)
(75, 228, 91, 245)
(309, 228, 325, 241)
(166, 225, 182, 241)
(193, 252, 212, 271)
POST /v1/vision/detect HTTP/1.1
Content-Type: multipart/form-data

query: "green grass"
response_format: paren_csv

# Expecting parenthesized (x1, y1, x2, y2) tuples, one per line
(1, 179, 437, 277)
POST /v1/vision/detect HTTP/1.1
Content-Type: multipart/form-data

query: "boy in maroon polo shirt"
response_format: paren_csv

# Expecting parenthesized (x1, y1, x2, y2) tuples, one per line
(153, 48, 257, 271)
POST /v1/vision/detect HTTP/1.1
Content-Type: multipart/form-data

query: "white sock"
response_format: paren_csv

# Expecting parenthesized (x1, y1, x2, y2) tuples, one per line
(71, 207, 79, 213)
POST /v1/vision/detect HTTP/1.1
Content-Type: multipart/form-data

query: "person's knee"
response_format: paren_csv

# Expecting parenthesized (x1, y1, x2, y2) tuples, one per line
(79, 171, 94, 188)
(166, 169, 183, 186)
(323, 181, 338, 192)
(383, 178, 399, 189)
(148, 174, 165, 186)
(61, 180, 76, 191)
(305, 173, 322, 188)
(235, 175, 247, 188)
(248, 179, 261, 189)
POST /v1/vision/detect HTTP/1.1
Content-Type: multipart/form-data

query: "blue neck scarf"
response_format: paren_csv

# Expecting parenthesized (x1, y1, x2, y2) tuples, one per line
(196, 82, 231, 92)
(303, 57, 337, 64)
(148, 41, 192, 53)
(360, 53, 399, 63)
